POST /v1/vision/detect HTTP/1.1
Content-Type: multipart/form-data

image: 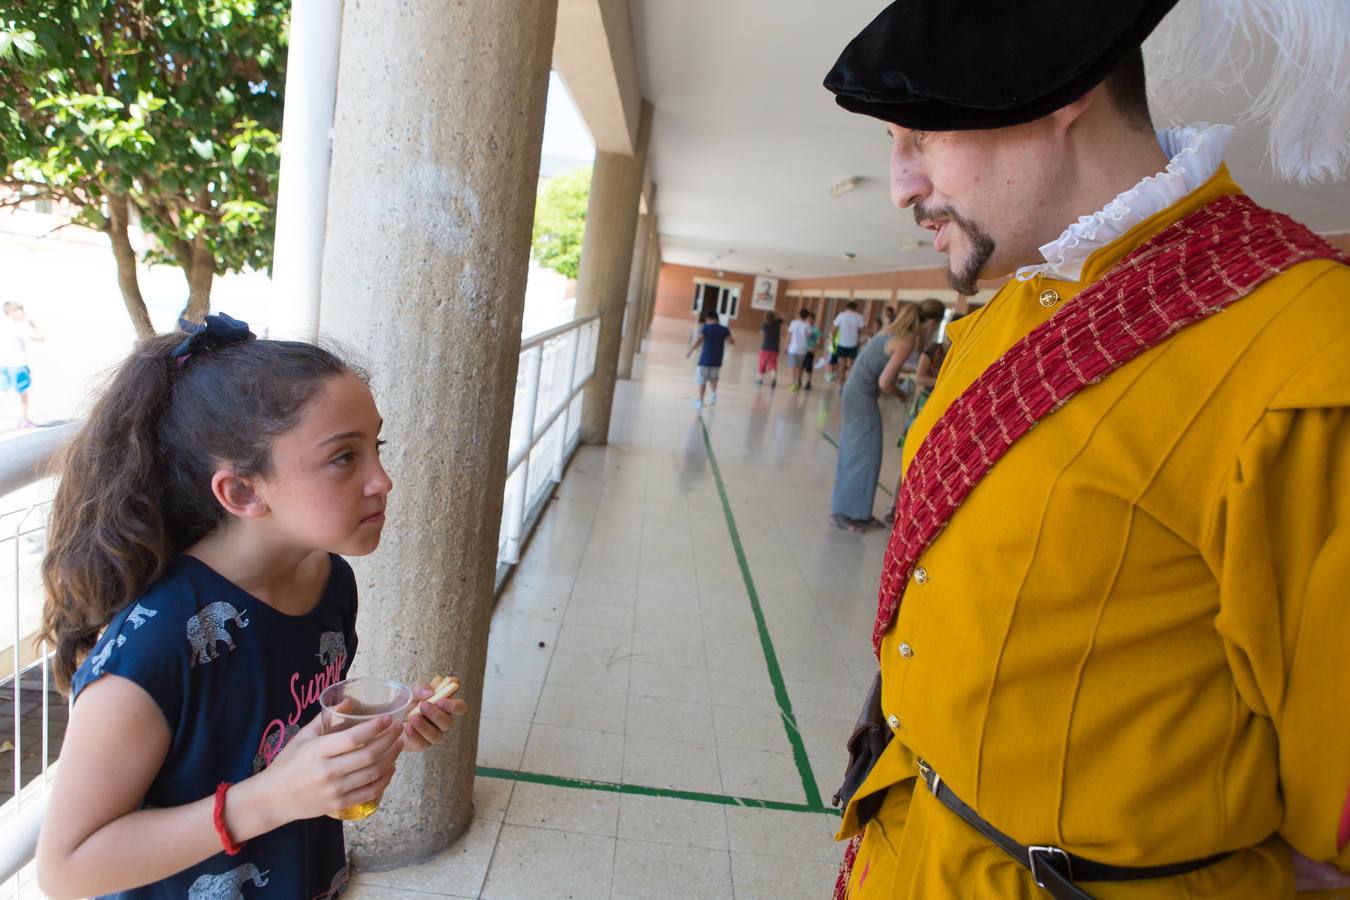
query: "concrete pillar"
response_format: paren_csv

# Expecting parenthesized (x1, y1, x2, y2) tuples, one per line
(637, 226, 658, 344)
(576, 100, 653, 443)
(317, 0, 557, 870)
(642, 245, 662, 337)
(616, 211, 651, 379)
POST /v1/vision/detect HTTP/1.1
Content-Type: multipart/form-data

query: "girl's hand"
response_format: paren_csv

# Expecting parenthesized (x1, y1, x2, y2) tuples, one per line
(401, 680, 469, 752)
(1292, 851, 1350, 890)
(252, 708, 404, 822)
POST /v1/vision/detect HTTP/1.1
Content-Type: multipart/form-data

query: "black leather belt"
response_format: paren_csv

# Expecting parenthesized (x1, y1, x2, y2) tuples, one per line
(917, 759, 1232, 900)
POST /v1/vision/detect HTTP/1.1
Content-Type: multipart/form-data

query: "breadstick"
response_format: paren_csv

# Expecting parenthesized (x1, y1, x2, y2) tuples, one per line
(406, 675, 460, 720)
(427, 676, 460, 703)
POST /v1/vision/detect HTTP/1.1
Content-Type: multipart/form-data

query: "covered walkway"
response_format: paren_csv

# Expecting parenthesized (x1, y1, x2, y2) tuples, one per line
(347, 315, 912, 897)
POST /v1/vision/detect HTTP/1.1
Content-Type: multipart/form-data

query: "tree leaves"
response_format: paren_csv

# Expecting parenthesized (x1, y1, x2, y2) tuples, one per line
(0, 29, 43, 62)
(0, 0, 288, 301)
(532, 166, 591, 282)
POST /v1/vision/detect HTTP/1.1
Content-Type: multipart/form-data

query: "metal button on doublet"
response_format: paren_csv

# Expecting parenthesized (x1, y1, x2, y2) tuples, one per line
(914, 567, 929, 585)
(899, 641, 914, 659)
(887, 714, 900, 731)
(1039, 288, 1060, 308)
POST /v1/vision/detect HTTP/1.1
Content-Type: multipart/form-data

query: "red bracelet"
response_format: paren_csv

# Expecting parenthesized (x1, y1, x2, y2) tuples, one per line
(213, 782, 247, 856)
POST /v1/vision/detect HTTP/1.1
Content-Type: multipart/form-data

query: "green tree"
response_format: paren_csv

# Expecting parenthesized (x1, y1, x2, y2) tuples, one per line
(531, 165, 590, 282)
(0, 1, 287, 336)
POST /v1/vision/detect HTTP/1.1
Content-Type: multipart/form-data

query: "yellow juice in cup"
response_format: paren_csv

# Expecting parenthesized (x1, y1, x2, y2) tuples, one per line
(318, 677, 412, 821)
(330, 799, 381, 821)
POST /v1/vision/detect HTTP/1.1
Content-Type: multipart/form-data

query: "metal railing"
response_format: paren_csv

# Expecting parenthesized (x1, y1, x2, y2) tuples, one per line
(498, 313, 600, 572)
(0, 316, 602, 890)
(0, 424, 75, 895)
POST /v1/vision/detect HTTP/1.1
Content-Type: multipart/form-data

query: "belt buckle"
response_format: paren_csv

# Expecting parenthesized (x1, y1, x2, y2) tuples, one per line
(1027, 845, 1072, 888)
(916, 759, 941, 796)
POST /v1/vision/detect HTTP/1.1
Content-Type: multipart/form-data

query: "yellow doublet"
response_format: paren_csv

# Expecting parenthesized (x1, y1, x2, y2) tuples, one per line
(840, 167, 1350, 898)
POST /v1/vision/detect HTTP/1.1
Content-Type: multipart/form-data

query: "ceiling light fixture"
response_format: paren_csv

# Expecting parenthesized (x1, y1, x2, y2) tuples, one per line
(829, 177, 861, 198)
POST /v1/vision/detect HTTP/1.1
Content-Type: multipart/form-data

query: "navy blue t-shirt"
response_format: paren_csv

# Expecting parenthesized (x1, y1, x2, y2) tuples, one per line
(697, 323, 732, 367)
(70, 554, 358, 900)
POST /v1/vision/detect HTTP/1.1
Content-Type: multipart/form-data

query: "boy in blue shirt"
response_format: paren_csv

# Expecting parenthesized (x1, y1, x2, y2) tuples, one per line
(685, 310, 735, 408)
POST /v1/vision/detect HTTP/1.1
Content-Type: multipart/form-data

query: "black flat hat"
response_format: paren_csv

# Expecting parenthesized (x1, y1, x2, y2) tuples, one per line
(824, 0, 1179, 131)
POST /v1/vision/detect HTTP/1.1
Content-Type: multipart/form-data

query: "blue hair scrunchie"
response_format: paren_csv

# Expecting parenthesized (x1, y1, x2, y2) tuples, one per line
(171, 313, 254, 364)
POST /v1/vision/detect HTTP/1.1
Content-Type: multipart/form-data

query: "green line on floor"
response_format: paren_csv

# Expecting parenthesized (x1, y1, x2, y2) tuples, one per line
(698, 417, 826, 810)
(819, 431, 893, 497)
(476, 766, 838, 816)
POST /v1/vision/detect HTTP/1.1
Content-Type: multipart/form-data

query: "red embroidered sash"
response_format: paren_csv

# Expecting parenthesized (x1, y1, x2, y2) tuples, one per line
(871, 194, 1344, 655)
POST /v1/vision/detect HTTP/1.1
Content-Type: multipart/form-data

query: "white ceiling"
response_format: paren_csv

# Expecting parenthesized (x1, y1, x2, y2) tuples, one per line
(630, 1, 1350, 280)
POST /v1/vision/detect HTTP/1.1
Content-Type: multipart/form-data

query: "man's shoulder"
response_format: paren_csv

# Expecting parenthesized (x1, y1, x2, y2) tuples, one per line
(1166, 257, 1350, 412)
(1247, 256, 1349, 327)
(1258, 259, 1350, 406)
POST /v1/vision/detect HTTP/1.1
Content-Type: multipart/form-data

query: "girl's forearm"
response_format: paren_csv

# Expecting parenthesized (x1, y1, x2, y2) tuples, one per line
(40, 777, 283, 899)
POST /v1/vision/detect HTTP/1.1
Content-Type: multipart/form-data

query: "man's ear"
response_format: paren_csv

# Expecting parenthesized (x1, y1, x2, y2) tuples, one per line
(210, 469, 268, 519)
(1049, 84, 1099, 138)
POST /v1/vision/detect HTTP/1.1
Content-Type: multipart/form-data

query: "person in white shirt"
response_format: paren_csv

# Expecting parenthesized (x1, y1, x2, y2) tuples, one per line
(832, 301, 867, 383)
(1, 302, 43, 429)
(786, 308, 813, 391)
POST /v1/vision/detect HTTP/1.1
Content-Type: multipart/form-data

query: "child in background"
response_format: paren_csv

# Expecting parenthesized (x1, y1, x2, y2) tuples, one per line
(685, 309, 734, 409)
(757, 311, 781, 388)
(2, 301, 44, 429)
(786, 309, 811, 392)
(36, 314, 467, 900)
(803, 312, 821, 391)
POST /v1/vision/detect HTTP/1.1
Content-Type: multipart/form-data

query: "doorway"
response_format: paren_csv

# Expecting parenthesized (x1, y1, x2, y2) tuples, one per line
(692, 280, 741, 324)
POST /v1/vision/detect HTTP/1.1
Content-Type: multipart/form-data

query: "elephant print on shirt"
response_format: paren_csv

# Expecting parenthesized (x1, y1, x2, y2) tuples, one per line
(126, 603, 157, 628)
(315, 631, 347, 667)
(251, 720, 299, 775)
(187, 602, 250, 666)
(187, 862, 269, 899)
(309, 865, 348, 900)
(88, 634, 126, 677)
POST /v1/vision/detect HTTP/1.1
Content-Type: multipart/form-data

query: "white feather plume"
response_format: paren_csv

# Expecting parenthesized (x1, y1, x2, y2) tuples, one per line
(1145, 0, 1350, 184)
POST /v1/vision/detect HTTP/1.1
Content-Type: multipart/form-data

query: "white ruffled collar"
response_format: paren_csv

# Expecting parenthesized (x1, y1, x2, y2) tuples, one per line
(1015, 123, 1234, 284)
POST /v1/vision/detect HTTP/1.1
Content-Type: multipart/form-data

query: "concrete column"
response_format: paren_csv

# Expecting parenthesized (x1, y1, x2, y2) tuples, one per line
(631, 229, 653, 345)
(634, 212, 657, 359)
(576, 100, 653, 444)
(642, 245, 662, 337)
(317, 0, 557, 870)
(615, 211, 651, 379)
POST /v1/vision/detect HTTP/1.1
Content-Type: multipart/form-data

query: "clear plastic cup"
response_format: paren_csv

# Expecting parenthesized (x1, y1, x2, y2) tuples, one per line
(318, 676, 412, 820)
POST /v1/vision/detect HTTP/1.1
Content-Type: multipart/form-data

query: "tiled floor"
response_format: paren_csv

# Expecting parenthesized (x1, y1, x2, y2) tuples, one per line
(349, 316, 913, 898)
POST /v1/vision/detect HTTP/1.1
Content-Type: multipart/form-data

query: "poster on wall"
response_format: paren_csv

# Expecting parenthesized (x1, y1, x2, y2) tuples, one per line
(751, 276, 779, 311)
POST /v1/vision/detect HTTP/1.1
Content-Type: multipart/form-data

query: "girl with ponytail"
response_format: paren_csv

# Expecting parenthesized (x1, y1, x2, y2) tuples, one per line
(35, 315, 465, 899)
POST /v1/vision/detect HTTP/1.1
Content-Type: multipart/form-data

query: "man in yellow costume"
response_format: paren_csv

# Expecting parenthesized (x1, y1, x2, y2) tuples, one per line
(822, 1, 1350, 897)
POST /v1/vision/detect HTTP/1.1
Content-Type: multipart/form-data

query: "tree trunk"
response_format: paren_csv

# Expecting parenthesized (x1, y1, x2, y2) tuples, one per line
(105, 194, 154, 338)
(180, 238, 215, 323)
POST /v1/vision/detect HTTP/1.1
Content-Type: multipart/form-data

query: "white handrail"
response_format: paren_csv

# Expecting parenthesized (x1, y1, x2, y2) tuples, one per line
(498, 315, 600, 565)
(0, 426, 71, 891)
(0, 422, 78, 498)
(0, 784, 48, 884)
(520, 312, 599, 352)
